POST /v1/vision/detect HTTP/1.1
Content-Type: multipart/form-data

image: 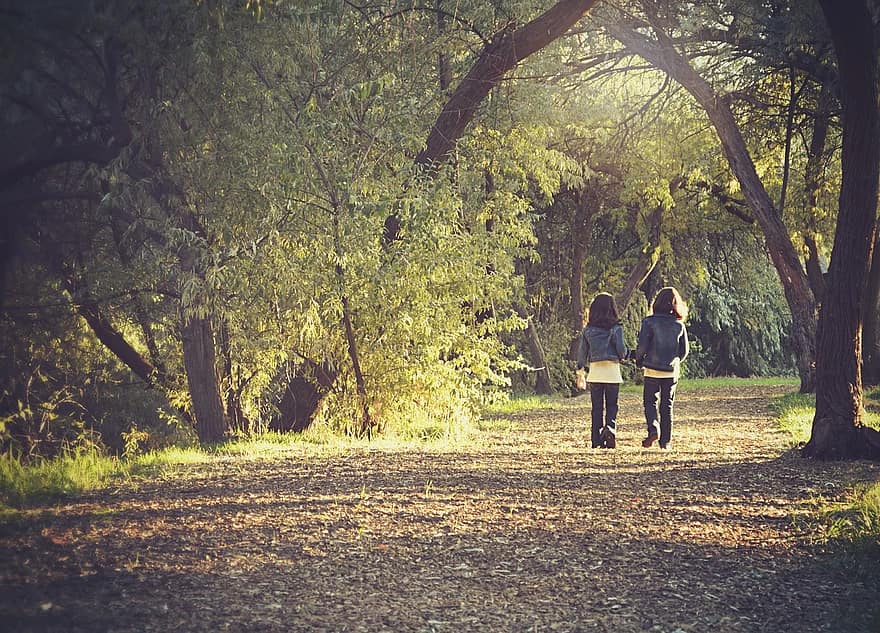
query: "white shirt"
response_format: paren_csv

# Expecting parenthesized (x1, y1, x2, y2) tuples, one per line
(587, 360, 623, 384)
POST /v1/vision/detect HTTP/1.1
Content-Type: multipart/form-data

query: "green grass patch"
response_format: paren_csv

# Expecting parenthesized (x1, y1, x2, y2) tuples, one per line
(483, 394, 559, 416)
(771, 388, 880, 566)
(0, 445, 125, 510)
(770, 388, 880, 445)
(769, 391, 815, 445)
(825, 483, 880, 546)
(679, 375, 800, 391)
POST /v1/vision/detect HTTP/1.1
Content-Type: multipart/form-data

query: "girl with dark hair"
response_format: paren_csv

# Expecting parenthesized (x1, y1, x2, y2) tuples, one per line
(576, 293, 628, 448)
(633, 287, 689, 450)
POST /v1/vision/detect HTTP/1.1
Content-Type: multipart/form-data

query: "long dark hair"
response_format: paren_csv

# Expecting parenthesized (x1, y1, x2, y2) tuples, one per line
(652, 286, 688, 321)
(587, 292, 621, 329)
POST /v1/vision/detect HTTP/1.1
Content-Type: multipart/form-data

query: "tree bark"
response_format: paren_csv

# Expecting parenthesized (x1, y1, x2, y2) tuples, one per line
(181, 315, 228, 444)
(340, 292, 373, 437)
(270, 359, 337, 433)
(802, 85, 833, 304)
(863, 228, 880, 385)
(218, 320, 250, 434)
(514, 304, 553, 395)
(606, 18, 817, 393)
(60, 265, 162, 388)
(803, 0, 880, 461)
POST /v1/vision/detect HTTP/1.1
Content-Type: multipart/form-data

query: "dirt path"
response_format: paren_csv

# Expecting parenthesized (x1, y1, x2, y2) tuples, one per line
(2, 383, 879, 632)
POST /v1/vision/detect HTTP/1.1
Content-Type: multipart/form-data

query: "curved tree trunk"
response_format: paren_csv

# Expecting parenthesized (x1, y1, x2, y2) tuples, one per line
(384, 0, 600, 241)
(271, 359, 338, 433)
(416, 0, 600, 168)
(615, 203, 663, 312)
(803, 0, 880, 461)
(607, 18, 817, 392)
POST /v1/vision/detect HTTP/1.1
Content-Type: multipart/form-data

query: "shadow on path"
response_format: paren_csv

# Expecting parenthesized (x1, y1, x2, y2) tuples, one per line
(1, 384, 878, 632)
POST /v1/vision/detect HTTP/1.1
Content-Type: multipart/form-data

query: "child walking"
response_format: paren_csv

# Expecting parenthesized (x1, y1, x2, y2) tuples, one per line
(576, 293, 628, 448)
(633, 287, 689, 450)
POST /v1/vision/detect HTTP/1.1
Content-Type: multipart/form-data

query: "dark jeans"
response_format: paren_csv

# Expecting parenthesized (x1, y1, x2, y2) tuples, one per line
(589, 382, 619, 446)
(643, 376, 677, 446)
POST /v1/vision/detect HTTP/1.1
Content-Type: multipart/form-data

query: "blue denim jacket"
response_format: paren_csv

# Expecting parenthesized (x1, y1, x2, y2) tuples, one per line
(634, 314, 688, 372)
(576, 324, 627, 370)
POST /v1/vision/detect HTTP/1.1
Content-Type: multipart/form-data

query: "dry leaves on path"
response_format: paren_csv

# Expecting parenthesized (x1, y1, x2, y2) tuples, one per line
(1, 383, 879, 632)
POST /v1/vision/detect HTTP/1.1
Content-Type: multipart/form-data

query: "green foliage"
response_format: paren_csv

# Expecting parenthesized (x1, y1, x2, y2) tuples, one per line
(686, 231, 796, 378)
(0, 0, 856, 454)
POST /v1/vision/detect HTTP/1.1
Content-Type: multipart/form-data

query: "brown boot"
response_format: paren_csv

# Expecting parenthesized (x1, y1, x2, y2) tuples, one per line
(641, 433, 658, 448)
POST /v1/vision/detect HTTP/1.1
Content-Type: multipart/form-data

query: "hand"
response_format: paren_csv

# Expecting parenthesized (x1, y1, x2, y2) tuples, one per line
(575, 370, 587, 391)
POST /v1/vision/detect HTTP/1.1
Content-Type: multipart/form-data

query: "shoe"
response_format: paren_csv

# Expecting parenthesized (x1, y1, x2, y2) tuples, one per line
(601, 428, 616, 449)
(659, 442, 671, 450)
(642, 433, 658, 448)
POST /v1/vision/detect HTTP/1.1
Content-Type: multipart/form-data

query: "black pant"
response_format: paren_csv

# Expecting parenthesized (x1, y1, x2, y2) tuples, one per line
(589, 382, 619, 446)
(643, 376, 677, 446)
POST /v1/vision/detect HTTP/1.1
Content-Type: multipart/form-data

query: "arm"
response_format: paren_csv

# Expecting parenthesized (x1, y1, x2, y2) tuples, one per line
(576, 328, 590, 370)
(679, 323, 689, 362)
(613, 325, 627, 361)
(634, 319, 651, 365)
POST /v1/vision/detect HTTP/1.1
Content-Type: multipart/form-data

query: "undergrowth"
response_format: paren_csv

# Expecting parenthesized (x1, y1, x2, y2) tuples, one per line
(0, 414, 481, 511)
(0, 444, 125, 511)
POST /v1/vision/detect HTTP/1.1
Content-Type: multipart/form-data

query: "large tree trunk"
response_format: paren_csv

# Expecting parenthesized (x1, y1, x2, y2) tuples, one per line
(606, 18, 817, 393)
(863, 228, 880, 386)
(803, 0, 880, 461)
(181, 315, 228, 444)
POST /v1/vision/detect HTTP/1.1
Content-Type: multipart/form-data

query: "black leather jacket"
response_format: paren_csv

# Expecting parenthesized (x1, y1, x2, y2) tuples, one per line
(634, 314, 688, 372)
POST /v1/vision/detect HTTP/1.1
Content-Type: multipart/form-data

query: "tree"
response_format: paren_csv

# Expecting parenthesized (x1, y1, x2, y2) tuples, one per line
(599, 2, 819, 392)
(802, 0, 880, 461)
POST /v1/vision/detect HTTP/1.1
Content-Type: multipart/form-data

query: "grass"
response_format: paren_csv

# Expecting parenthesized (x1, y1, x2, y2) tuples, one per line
(677, 375, 800, 391)
(0, 414, 484, 512)
(771, 386, 880, 561)
(0, 445, 125, 510)
(770, 386, 880, 446)
(483, 394, 560, 415)
(769, 391, 815, 445)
